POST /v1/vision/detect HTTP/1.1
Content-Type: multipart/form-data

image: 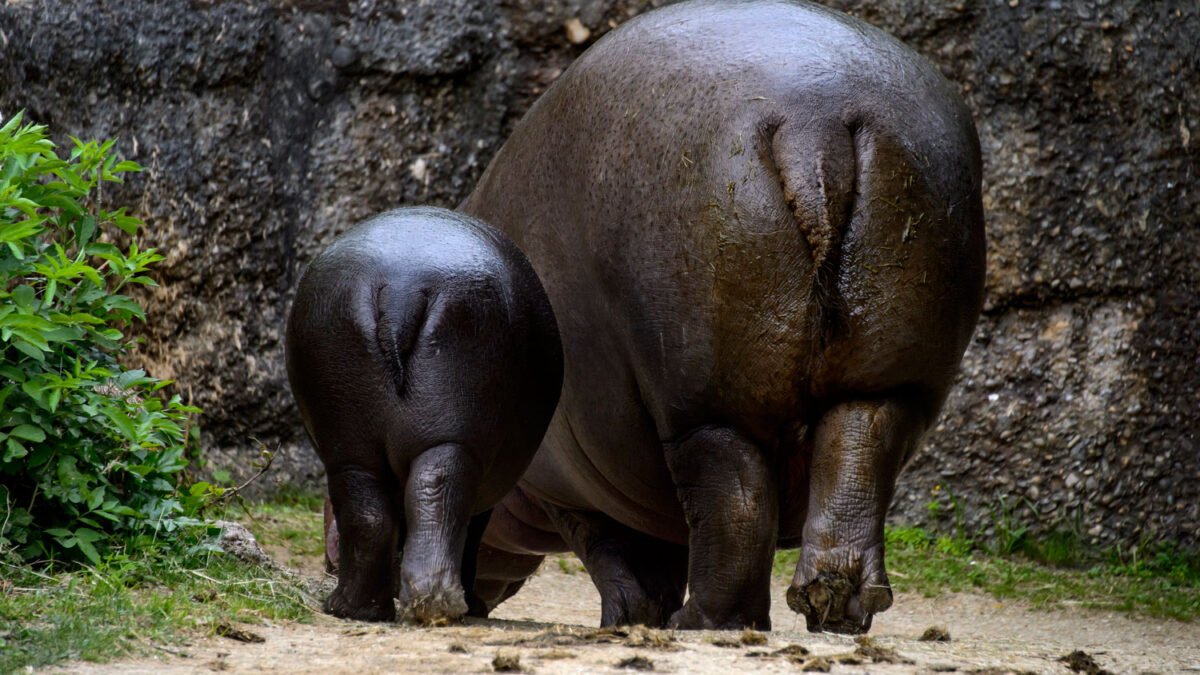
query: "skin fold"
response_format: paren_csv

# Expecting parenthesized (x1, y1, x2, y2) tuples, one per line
(287, 207, 562, 623)
(457, 0, 986, 633)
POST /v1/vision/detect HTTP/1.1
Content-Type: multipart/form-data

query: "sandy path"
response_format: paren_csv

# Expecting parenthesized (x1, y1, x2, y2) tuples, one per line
(57, 555, 1199, 674)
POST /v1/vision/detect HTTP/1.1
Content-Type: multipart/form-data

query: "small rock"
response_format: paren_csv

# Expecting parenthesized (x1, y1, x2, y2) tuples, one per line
(213, 521, 277, 568)
(448, 641, 470, 654)
(330, 45, 357, 69)
(410, 157, 429, 182)
(564, 17, 591, 44)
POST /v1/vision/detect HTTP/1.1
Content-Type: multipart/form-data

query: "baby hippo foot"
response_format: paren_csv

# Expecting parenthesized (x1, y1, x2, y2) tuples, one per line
(399, 573, 469, 625)
(668, 600, 771, 631)
(324, 583, 396, 622)
(786, 543, 892, 634)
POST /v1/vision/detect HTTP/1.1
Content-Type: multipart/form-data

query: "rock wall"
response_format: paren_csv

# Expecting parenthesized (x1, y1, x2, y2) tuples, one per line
(1, 0, 1195, 548)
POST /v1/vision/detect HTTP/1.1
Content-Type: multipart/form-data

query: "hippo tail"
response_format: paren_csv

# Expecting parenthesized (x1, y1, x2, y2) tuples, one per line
(768, 118, 860, 347)
(371, 284, 431, 398)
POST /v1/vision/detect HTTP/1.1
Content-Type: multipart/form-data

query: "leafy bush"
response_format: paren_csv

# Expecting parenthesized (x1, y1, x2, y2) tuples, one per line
(0, 111, 211, 565)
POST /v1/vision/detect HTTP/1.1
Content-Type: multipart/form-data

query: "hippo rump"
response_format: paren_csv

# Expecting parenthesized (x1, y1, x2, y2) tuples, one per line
(460, 0, 986, 633)
(286, 207, 562, 623)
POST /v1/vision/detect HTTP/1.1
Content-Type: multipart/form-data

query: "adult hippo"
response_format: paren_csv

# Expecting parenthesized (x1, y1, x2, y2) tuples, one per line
(460, 0, 985, 634)
(287, 207, 562, 623)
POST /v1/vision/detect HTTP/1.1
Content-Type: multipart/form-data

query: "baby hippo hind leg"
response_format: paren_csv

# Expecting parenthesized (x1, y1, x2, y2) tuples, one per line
(788, 398, 924, 634)
(664, 426, 778, 630)
(399, 443, 481, 624)
(324, 466, 401, 621)
(545, 506, 688, 627)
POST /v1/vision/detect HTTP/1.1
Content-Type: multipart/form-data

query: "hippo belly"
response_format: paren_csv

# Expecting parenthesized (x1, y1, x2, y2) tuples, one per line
(463, 0, 985, 632)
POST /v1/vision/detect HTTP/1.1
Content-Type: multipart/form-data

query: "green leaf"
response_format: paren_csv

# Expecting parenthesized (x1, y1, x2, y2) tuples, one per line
(3, 437, 27, 461)
(74, 527, 103, 543)
(113, 214, 143, 235)
(76, 537, 101, 565)
(0, 217, 44, 245)
(62, 312, 104, 325)
(1, 155, 22, 184)
(11, 285, 34, 307)
(43, 278, 57, 307)
(0, 365, 25, 381)
(76, 215, 97, 246)
(11, 340, 46, 362)
(9, 327, 51, 351)
(115, 369, 147, 389)
(8, 424, 45, 442)
(28, 445, 53, 468)
(35, 191, 83, 215)
(84, 242, 122, 257)
(101, 406, 138, 441)
(45, 528, 73, 538)
(0, 110, 24, 135)
(102, 295, 146, 320)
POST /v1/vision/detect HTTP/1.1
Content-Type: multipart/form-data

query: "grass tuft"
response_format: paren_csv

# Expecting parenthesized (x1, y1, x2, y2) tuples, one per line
(0, 499, 325, 672)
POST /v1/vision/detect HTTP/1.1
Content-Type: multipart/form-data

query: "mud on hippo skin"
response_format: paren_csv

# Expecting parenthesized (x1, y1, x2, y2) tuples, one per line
(286, 207, 562, 624)
(460, 0, 985, 633)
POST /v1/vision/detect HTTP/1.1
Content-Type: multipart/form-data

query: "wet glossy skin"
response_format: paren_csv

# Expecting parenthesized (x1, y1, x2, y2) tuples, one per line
(287, 207, 562, 623)
(460, 0, 985, 633)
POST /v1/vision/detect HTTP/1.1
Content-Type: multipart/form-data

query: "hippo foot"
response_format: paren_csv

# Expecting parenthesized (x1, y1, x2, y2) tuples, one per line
(465, 590, 491, 618)
(324, 585, 396, 622)
(400, 584, 469, 625)
(598, 578, 681, 628)
(667, 602, 772, 631)
(786, 570, 890, 634)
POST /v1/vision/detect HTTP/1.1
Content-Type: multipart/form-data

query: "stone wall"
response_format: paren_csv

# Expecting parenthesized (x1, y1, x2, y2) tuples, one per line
(1, 0, 1195, 548)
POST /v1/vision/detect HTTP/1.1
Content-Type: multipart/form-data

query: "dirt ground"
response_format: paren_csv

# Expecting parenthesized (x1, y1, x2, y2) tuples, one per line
(57, 549, 1200, 675)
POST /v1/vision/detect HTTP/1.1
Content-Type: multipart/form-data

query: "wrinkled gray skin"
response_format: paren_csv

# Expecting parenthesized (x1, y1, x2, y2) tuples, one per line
(287, 207, 562, 623)
(460, 0, 985, 633)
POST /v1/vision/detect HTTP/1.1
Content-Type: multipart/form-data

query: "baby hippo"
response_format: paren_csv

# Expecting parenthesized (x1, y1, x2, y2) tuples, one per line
(286, 207, 562, 623)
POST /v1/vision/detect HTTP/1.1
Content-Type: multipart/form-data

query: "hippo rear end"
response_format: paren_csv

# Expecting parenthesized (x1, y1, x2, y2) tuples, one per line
(463, 0, 985, 633)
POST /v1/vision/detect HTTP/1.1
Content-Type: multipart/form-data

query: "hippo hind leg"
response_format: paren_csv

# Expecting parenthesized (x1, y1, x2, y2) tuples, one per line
(324, 465, 402, 621)
(460, 508, 494, 617)
(545, 506, 687, 627)
(398, 442, 481, 624)
(787, 397, 923, 634)
(664, 425, 778, 630)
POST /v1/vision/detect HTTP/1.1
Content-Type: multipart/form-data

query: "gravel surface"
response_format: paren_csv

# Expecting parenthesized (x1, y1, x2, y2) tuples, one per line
(61, 557, 1200, 675)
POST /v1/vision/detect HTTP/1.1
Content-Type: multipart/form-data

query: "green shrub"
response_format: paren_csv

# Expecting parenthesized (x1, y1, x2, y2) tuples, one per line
(0, 111, 213, 565)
